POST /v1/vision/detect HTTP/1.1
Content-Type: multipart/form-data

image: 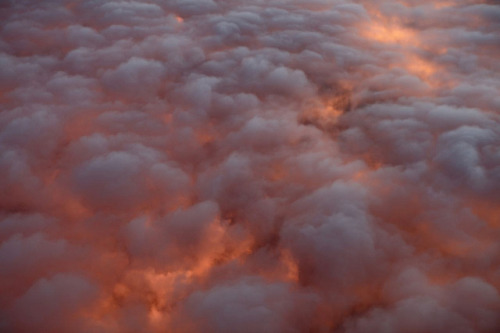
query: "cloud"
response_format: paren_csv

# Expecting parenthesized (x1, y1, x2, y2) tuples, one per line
(1, 0, 499, 332)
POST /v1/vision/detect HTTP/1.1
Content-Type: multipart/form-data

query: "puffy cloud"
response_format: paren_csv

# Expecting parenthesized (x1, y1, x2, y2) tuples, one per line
(173, 278, 318, 333)
(1, 0, 499, 332)
(4, 273, 98, 332)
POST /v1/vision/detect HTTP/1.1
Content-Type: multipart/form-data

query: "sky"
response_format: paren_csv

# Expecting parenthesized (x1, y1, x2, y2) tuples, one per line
(0, 0, 500, 332)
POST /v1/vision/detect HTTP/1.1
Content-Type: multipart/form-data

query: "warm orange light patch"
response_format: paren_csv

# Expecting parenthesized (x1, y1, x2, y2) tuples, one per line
(105, 218, 253, 327)
(406, 55, 438, 81)
(141, 233, 253, 325)
(353, 169, 369, 182)
(63, 197, 90, 219)
(281, 250, 299, 282)
(195, 128, 216, 145)
(360, 14, 450, 88)
(433, 1, 456, 9)
(143, 269, 188, 324)
(175, 16, 184, 23)
(427, 272, 456, 286)
(301, 94, 348, 128)
(161, 113, 173, 124)
(363, 22, 417, 45)
(268, 162, 287, 181)
(471, 200, 500, 227)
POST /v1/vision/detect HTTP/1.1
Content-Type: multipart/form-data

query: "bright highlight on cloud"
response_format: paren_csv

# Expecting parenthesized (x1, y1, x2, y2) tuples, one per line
(1, 0, 499, 332)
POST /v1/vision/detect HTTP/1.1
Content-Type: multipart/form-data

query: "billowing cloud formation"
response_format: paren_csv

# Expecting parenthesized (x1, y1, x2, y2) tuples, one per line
(1, 0, 499, 332)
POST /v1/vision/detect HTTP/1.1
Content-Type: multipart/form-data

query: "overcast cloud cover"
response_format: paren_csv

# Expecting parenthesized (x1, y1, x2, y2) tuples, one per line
(1, 0, 500, 332)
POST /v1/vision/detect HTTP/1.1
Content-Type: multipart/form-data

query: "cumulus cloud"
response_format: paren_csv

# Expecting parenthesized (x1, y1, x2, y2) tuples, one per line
(1, 0, 499, 332)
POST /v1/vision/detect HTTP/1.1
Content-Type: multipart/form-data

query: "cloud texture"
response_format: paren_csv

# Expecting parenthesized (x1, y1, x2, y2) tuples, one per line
(1, 0, 499, 332)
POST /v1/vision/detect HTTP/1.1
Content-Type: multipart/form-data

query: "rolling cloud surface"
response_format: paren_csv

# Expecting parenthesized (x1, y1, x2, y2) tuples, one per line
(1, 0, 500, 332)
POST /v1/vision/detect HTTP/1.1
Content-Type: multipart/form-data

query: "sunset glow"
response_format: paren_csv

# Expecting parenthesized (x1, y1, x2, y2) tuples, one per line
(1, 1, 499, 332)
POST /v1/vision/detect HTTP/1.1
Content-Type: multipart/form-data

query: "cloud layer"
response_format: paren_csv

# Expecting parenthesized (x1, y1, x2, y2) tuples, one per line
(1, 0, 499, 332)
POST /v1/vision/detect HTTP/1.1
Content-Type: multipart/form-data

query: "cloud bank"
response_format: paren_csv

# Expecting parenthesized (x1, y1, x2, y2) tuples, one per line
(1, 0, 499, 332)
